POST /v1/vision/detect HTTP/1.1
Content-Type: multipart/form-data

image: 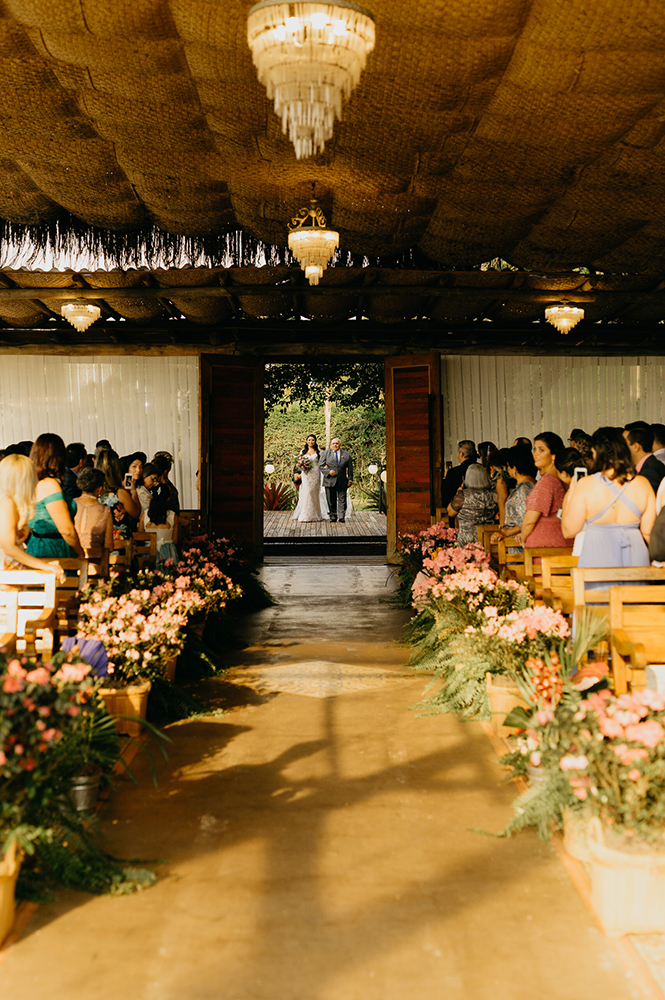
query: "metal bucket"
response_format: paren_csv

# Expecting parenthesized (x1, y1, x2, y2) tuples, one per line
(69, 772, 101, 812)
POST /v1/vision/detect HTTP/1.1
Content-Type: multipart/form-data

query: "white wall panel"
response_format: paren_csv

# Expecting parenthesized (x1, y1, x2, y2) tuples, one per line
(0, 355, 199, 508)
(441, 355, 665, 463)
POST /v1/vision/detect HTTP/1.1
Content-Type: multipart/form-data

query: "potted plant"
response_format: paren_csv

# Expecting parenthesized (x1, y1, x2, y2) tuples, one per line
(393, 522, 459, 606)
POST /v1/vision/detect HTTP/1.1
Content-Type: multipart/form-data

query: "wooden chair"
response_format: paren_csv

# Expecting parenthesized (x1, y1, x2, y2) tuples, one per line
(0, 571, 56, 656)
(572, 567, 665, 611)
(53, 558, 89, 638)
(108, 539, 132, 571)
(132, 532, 156, 571)
(525, 547, 574, 599)
(85, 546, 109, 580)
(178, 509, 201, 539)
(608, 585, 665, 693)
(477, 524, 500, 561)
(540, 555, 579, 614)
(0, 587, 18, 650)
(497, 537, 526, 580)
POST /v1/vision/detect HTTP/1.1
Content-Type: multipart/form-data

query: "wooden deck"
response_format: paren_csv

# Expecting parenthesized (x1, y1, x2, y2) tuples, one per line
(264, 510, 387, 540)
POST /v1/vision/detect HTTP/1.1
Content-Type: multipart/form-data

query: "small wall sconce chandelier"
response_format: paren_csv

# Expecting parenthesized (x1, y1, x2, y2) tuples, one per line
(545, 303, 584, 335)
(288, 188, 339, 285)
(61, 301, 101, 333)
(264, 459, 275, 474)
(247, 0, 375, 159)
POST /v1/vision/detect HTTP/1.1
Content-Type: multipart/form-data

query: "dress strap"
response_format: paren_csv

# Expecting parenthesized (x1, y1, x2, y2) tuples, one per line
(39, 490, 65, 505)
(587, 474, 642, 523)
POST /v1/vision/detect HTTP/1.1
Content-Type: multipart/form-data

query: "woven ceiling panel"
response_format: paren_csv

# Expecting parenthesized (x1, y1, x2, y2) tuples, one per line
(0, 0, 662, 270)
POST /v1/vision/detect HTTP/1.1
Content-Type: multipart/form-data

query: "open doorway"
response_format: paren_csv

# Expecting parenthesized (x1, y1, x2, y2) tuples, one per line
(262, 361, 387, 555)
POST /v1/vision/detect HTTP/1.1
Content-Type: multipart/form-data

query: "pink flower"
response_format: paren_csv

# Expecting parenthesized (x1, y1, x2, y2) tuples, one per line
(67, 705, 80, 717)
(38, 706, 51, 717)
(25, 667, 51, 685)
(53, 663, 90, 684)
(7, 659, 27, 678)
(529, 751, 541, 767)
(2, 675, 24, 693)
(573, 788, 588, 800)
(624, 720, 665, 748)
(560, 754, 588, 771)
(628, 769, 641, 781)
(598, 716, 625, 738)
(0, 751, 6, 766)
(14, 743, 24, 755)
(535, 709, 554, 726)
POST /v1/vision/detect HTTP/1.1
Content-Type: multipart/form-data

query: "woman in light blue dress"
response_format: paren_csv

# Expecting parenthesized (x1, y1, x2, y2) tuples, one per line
(562, 427, 655, 578)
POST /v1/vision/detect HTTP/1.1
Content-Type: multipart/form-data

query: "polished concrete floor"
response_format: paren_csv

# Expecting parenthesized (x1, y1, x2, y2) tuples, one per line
(0, 562, 639, 999)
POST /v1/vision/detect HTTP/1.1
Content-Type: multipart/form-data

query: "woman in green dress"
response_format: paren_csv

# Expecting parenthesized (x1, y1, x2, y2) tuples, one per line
(26, 434, 84, 559)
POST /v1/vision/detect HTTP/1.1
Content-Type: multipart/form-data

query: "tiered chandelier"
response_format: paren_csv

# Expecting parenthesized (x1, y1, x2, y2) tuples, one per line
(545, 303, 585, 335)
(247, 0, 375, 159)
(60, 302, 101, 333)
(288, 191, 339, 284)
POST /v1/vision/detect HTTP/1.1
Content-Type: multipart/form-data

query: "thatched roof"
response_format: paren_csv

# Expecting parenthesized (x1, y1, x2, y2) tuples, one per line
(0, 1, 663, 272)
(0, 267, 662, 356)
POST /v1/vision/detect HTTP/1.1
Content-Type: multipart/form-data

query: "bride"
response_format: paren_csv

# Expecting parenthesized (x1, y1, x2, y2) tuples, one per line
(292, 434, 328, 522)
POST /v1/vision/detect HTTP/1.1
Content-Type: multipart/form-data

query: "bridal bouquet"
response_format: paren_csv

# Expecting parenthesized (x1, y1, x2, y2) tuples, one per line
(296, 455, 315, 474)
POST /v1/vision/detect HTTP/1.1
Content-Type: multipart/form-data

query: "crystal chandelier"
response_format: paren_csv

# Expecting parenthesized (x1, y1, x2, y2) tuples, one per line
(288, 193, 339, 284)
(545, 303, 584, 335)
(61, 302, 101, 333)
(247, 1, 375, 159)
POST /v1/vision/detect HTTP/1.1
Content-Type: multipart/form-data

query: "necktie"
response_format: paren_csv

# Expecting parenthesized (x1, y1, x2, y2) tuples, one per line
(336, 451, 341, 464)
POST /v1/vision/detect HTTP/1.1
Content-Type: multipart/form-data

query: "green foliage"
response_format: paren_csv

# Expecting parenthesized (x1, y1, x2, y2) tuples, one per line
(263, 481, 297, 510)
(264, 362, 383, 413)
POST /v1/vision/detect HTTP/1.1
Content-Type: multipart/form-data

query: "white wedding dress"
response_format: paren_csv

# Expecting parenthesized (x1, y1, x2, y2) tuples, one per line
(292, 455, 328, 522)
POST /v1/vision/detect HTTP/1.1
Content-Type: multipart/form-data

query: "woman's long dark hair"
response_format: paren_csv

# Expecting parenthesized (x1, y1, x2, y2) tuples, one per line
(534, 432, 565, 461)
(590, 426, 634, 483)
(301, 435, 320, 456)
(30, 433, 67, 482)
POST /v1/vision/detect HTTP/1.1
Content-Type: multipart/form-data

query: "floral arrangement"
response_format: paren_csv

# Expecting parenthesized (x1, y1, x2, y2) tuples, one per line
(411, 543, 492, 605)
(296, 455, 315, 474)
(77, 589, 188, 684)
(392, 522, 458, 605)
(466, 605, 570, 645)
(0, 653, 101, 845)
(164, 547, 242, 614)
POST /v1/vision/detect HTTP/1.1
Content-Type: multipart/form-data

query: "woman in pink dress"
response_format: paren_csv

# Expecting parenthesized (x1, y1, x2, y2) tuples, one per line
(520, 433, 572, 547)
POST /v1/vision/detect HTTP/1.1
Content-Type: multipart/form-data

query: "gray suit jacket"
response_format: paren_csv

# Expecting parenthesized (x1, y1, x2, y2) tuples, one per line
(319, 448, 353, 490)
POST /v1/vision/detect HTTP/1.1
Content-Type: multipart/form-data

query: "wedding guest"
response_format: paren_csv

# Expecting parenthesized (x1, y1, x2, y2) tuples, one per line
(513, 437, 532, 451)
(447, 463, 498, 545)
(95, 448, 140, 535)
(491, 446, 536, 548)
(441, 440, 477, 508)
(94, 439, 112, 461)
(140, 492, 179, 568)
(137, 462, 160, 513)
(623, 422, 665, 494)
(555, 447, 592, 486)
(487, 448, 514, 527)
(0, 454, 65, 578)
(563, 427, 655, 571)
(27, 433, 83, 559)
(652, 423, 665, 465)
(478, 441, 498, 469)
(62, 442, 87, 500)
(74, 467, 113, 554)
(120, 452, 144, 514)
(152, 452, 180, 514)
(569, 430, 593, 467)
(520, 432, 570, 547)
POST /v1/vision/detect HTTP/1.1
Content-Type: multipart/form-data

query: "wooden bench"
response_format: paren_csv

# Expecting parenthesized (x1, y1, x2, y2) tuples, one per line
(541, 555, 579, 614)
(477, 524, 500, 561)
(497, 537, 526, 580)
(108, 539, 132, 571)
(525, 547, 575, 599)
(132, 532, 156, 571)
(572, 567, 665, 610)
(0, 570, 56, 656)
(609, 585, 665, 693)
(84, 546, 109, 580)
(54, 559, 90, 639)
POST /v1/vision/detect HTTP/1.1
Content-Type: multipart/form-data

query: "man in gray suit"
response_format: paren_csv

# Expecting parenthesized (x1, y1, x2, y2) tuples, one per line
(319, 437, 353, 522)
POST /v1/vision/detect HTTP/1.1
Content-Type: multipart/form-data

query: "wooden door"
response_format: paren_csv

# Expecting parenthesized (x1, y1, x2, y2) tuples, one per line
(200, 355, 264, 556)
(385, 354, 442, 561)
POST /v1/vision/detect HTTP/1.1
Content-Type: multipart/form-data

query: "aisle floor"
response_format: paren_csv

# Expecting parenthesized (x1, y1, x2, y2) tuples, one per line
(1, 563, 641, 1000)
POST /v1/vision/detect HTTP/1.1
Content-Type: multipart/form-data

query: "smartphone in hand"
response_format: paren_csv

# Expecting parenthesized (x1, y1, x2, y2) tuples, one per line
(124, 474, 133, 488)
(573, 467, 588, 483)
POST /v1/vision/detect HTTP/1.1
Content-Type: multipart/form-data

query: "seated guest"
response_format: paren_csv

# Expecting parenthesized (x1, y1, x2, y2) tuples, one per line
(520, 433, 570, 547)
(27, 433, 83, 559)
(95, 449, 140, 537)
(448, 463, 498, 546)
(623, 421, 665, 495)
(0, 454, 66, 578)
(652, 423, 665, 465)
(563, 427, 655, 571)
(152, 452, 180, 514)
(441, 440, 477, 508)
(140, 492, 179, 568)
(491, 447, 537, 549)
(74, 468, 113, 554)
(136, 462, 160, 513)
(62, 441, 87, 500)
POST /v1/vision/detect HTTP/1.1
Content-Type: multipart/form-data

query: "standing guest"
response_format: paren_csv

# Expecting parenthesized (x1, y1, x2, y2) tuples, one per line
(74, 468, 113, 554)
(152, 452, 180, 514)
(140, 492, 179, 568)
(652, 423, 665, 465)
(94, 439, 112, 462)
(95, 448, 140, 535)
(520, 433, 570, 547)
(441, 440, 477, 508)
(62, 442, 87, 500)
(0, 454, 66, 578)
(448, 464, 498, 545)
(488, 448, 514, 527)
(120, 452, 144, 514)
(478, 441, 498, 469)
(27, 433, 83, 559)
(563, 427, 654, 572)
(136, 462, 160, 513)
(491, 447, 536, 548)
(569, 431, 593, 468)
(568, 428, 588, 447)
(623, 422, 665, 495)
(555, 447, 592, 485)
(513, 437, 532, 451)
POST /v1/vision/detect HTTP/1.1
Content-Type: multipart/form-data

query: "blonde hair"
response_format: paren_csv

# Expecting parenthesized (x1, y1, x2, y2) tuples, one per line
(0, 454, 37, 531)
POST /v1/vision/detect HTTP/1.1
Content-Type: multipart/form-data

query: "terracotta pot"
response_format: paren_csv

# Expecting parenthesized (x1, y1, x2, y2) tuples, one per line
(486, 673, 523, 736)
(0, 839, 22, 946)
(99, 679, 151, 737)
